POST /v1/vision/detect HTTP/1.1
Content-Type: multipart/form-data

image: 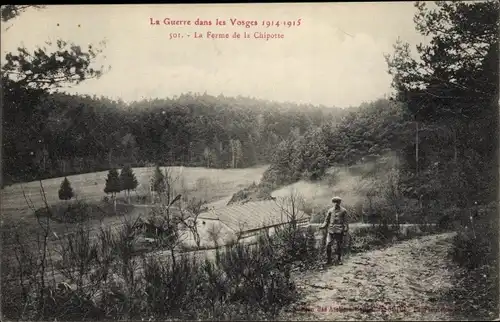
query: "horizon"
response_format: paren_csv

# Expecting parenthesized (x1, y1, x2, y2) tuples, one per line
(1, 3, 427, 108)
(48, 90, 384, 110)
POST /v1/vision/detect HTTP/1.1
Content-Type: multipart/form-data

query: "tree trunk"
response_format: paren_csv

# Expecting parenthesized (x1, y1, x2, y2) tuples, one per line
(415, 121, 419, 175)
(170, 248, 176, 268)
(453, 129, 458, 164)
(42, 149, 46, 172)
(193, 230, 201, 249)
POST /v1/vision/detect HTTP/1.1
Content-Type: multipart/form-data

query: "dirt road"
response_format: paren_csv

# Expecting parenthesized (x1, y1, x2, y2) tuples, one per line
(280, 232, 457, 321)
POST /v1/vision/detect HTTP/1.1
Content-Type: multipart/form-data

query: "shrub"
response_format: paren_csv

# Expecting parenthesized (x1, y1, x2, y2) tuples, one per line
(3, 206, 303, 321)
(34, 200, 92, 223)
(447, 203, 499, 320)
(450, 217, 497, 270)
(349, 222, 442, 254)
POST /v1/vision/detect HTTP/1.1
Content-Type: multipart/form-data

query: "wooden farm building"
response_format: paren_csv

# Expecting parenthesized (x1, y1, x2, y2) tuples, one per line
(195, 199, 311, 246)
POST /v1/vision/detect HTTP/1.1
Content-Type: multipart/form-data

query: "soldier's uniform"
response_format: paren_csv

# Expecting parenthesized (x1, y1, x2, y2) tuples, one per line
(321, 196, 348, 264)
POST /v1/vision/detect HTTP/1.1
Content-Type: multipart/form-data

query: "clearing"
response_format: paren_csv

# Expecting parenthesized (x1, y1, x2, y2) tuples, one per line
(1, 165, 268, 221)
(1, 166, 267, 251)
(280, 232, 457, 321)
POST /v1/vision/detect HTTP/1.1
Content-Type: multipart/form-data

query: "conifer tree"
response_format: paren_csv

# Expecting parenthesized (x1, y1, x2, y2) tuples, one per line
(104, 168, 121, 211)
(151, 165, 166, 194)
(58, 177, 74, 201)
(120, 164, 138, 203)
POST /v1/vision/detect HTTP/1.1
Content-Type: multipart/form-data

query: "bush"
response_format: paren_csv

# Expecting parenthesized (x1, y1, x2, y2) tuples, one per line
(34, 200, 91, 223)
(349, 222, 442, 254)
(34, 200, 136, 224)
(218, 242, 297, 314)
(3, 208, 303, 321)
(450, 212, 497, 270)
(227, 182, 274, 205)
(446, 203, 499, 320)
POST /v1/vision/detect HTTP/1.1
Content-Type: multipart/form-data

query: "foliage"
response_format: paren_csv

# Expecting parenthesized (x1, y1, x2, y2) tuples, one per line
(3, 91, 348, 185)
(119, 164, 138, 199)
(1, 5, 45, 23)
(3, 39, 107, 91)
(262, 98, 413, 187)
(58, 177, 74, 201)
(227, 181, 274, 205)
(349, 223, 444, 255)
(445, 203, 499, 320)
(2, 5, 108, 185)
(1, 207, 303, 320)
(2, 180, 447, 321)
(104, 169, 121, 197)
(384, 1, 499, 319)
(33, 200, 134, 224)
(150, 165, 166, 194)
(385, 0, 498, 203)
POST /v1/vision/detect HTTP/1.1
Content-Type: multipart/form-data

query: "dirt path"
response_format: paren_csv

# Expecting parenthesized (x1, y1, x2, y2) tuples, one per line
(281, 232, 457, 321)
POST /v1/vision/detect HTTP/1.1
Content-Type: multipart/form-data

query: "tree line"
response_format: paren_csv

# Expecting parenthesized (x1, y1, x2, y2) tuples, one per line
(2, 90, 348, 186)
(262, 98, 415, 187)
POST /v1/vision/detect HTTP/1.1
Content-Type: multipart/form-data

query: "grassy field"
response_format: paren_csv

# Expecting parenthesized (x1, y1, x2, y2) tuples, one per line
(1, 165, 268, 251)
(1, 165, 268, 220)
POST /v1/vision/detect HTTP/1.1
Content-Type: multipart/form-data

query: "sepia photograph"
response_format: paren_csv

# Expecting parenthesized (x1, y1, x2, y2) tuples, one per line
(1, 2, 498, 321)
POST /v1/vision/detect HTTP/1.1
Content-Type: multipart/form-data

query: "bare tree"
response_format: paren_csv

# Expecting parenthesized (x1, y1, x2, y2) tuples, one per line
(203, 147, 212, 168)
(207, 223, 223, 249)
(205, 222, 223, 265)
(195, 177, 211, 202)
(162, 167, 185, 206)
(235, 220, 249, 243)
(179, 197, 205, 249)
(7, 181, 57, 318)
(383, 167, 404, 226)
(275, 188, 306, 230)
(145, 187, 185, 268)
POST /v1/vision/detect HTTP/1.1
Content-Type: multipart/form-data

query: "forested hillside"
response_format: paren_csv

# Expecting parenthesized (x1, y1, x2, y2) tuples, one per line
(262, 98, 415, 186)
(263, 2, 498, 207)
(2, 89, 347, 185)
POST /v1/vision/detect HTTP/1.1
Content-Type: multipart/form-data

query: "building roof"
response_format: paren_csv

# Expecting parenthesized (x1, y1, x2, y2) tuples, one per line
(198, 199, 310, 232)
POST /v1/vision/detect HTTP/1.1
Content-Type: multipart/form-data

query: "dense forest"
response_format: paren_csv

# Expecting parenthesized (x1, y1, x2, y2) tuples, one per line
(262, 98, 415, 186)
(2, 89, 348, 185)
(263, 1, 498, 207)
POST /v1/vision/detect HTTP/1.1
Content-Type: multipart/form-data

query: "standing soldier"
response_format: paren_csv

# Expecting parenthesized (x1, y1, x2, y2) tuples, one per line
(320, 196, 349, 265)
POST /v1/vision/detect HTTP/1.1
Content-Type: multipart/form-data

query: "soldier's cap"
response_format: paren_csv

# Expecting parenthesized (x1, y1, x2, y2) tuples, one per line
(331, 196, 342, 202)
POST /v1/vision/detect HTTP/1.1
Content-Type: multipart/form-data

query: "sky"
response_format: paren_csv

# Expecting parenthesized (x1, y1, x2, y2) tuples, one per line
(1, 3, 427, 108)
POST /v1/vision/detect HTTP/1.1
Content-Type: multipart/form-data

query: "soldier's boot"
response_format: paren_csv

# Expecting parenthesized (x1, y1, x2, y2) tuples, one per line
(337, 252, 343, 265)
(336, 239, 343, 265)
(326, 245, 333, 265)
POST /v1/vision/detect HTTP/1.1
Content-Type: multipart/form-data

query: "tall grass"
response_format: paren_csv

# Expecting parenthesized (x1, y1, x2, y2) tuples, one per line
(445, 202, 499, 320)
(2, 201, 317, 321)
